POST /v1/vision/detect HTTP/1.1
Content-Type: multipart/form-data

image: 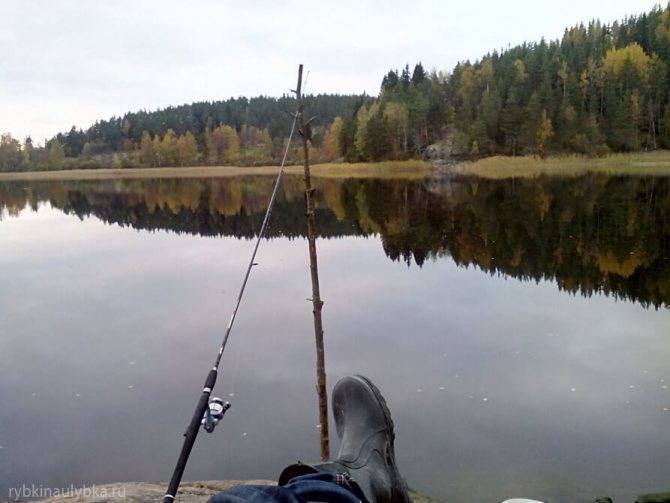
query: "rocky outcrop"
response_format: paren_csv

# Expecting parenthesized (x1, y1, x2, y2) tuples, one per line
(423, 128, 468, 166)
(35, 480, 437, 502)
(423, 142, 454, 161)
(36, 481, 274, 502)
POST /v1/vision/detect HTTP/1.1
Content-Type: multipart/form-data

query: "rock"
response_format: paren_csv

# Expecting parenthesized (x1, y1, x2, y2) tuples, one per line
(37, 481, 274, 502)
(423, 142, 453, 161)
(423, 127, 469, 163)
(35, 480, 437, 502)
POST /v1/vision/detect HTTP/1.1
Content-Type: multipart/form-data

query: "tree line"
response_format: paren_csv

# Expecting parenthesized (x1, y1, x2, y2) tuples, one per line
(0, 94, 368, 172)
(4, 4, 670, 171)
(342, 3, 670, 160)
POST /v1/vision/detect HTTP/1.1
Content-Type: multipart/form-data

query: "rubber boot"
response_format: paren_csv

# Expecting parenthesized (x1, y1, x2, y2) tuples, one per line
(279, 375, 410, 503)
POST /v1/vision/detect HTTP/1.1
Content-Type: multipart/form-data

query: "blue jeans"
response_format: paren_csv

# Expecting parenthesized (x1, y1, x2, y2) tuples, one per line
(208, 472, 366, 502)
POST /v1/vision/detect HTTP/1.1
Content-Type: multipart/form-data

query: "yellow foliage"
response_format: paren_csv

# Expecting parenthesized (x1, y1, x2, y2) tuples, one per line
(564, 26, 585, 45)
(655, 10, 670, 44)
(354, 105, 371, 156)
(239, 125, 273, 164)
(479, 58, 494, 87)
(509, 247, 524, 268)
(354, 186, 380, 233)
(47, 141, 64, 170)
(177, 180, 202, 211)
(354, 102, 380, 157)
(176, 132, 198, 166)
(321, 179, 346, 220)
(602, 43, 651, 81)
(323, 117, 343, 161)
(536, 109, 554, 158)
(383, 102, 409, 157)
(513, 59, 528, 82)
(155, 129, 178, 167)
(458, 64, 477, 101)
(384, 213, 409, 235)
(597, 250, 647, 278)
(206, 125, 240, 164)
(535, 188, 551, 221)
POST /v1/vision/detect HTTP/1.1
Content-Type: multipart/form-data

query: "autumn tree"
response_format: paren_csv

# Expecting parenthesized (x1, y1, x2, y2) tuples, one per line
(46, 140, 65, 170)
(155, 129, 178, 166)
(176, 131, 198, 166)
(81, 142, 93, 159)
(354, 104, 372, 158)
(536, 109, 554, 158)
(140, 131, 156, 167)
(0, 134, 22, 172)
(206, 125, 239, 164)
(383, 103, 409, 158)
(21, 137, 34, 169)
(323, 117, 344, 161)
(239, 125, 272, 164)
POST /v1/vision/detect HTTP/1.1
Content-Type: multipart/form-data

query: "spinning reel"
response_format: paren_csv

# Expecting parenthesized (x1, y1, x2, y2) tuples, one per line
(201, 397, 231, 433)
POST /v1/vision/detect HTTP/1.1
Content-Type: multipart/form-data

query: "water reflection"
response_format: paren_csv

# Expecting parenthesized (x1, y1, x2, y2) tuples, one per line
(1, 174, 670, 503)
(1, 174, 669, 309)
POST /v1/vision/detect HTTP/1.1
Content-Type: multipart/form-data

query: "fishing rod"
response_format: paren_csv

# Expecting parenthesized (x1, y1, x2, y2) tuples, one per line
(163, 65, 304, 502)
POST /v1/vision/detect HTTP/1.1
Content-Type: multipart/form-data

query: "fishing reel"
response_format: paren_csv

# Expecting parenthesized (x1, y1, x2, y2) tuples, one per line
(201, 397, 231, 433)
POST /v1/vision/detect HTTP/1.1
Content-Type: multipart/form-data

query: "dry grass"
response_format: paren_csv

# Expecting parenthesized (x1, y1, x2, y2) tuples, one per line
(450, 151, 670, 178)
(310, 160, 432, 179)
(0, 160, 433, 182)
(3, 153, 668, 182)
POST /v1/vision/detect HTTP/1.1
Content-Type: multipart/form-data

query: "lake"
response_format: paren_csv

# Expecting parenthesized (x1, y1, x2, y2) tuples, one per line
(1, 173, 669, 502)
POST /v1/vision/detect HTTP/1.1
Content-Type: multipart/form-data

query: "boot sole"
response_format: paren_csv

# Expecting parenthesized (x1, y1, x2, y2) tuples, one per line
(353, 375, 411, 503)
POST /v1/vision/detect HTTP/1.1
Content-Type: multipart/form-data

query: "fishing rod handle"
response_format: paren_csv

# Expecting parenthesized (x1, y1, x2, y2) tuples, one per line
(164, 368, 218, 503)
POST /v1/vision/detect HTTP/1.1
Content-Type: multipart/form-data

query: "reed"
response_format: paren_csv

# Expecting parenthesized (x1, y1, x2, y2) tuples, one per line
(451, 151, 670, 178)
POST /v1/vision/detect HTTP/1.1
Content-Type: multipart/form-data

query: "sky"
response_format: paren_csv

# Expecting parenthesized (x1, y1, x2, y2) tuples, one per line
(0, 0, 662, 143)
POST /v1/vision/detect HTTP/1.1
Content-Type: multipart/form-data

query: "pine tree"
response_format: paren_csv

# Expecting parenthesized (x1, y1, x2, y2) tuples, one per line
(411, 63, 426, 85)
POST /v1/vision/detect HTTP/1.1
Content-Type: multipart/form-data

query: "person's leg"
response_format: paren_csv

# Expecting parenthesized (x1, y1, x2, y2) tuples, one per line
(208, 472, 365, 502)
(208, 483, 299, 503)
(279, 375, 410, 503)
(209, 375, 408, 503)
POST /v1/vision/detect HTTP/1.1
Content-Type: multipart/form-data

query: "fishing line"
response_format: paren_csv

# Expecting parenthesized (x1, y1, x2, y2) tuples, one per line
(303, 70, 311, 94)
(214, 114, 298, 369)
(163, 89, 301, 502)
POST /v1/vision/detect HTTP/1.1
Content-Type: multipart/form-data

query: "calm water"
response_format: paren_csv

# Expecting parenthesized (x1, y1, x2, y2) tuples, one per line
(1, 174, 669, 502)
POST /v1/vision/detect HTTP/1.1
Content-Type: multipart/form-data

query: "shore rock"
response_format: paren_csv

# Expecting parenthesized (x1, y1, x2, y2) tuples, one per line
(34, 480, 437, 502)
(35, 481, 273, 502)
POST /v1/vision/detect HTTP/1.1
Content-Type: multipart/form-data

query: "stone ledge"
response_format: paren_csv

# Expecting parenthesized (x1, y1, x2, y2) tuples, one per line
(27, 480, 435, 502)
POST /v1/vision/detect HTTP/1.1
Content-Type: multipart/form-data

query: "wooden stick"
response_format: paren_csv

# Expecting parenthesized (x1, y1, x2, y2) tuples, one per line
(296, 64, 330, 462)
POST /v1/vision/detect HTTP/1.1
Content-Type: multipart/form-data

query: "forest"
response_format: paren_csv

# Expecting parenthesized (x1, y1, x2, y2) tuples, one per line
(3, 3, 670, 171)
(351, 2, 670, 161)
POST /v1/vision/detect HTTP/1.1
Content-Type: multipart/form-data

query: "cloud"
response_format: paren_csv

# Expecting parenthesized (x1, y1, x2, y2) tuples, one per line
(0, 0, 661, 141)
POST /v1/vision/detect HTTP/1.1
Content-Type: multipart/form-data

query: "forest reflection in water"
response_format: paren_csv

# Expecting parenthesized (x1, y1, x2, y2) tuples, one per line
(2, 172, 670, 502)
(1, 173, 668, 309)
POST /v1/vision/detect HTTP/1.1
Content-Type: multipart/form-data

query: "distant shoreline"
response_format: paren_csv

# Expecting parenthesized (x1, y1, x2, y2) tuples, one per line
(446, 150, 670, 178)
(3, 152, 670, 182)
(0, 160, 432, 181)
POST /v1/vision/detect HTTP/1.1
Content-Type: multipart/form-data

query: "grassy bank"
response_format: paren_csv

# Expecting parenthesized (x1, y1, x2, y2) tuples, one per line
(450, 150, 670, 178)
(4, 153, 670, 182)
(0, 160, 432, 181)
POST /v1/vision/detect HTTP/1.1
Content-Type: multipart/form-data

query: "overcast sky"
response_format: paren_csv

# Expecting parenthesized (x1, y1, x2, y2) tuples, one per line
(0, 0, 661, 142)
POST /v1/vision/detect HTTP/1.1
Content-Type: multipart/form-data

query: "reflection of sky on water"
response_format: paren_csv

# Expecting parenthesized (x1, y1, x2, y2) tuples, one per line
(1, 204, 669, 502)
